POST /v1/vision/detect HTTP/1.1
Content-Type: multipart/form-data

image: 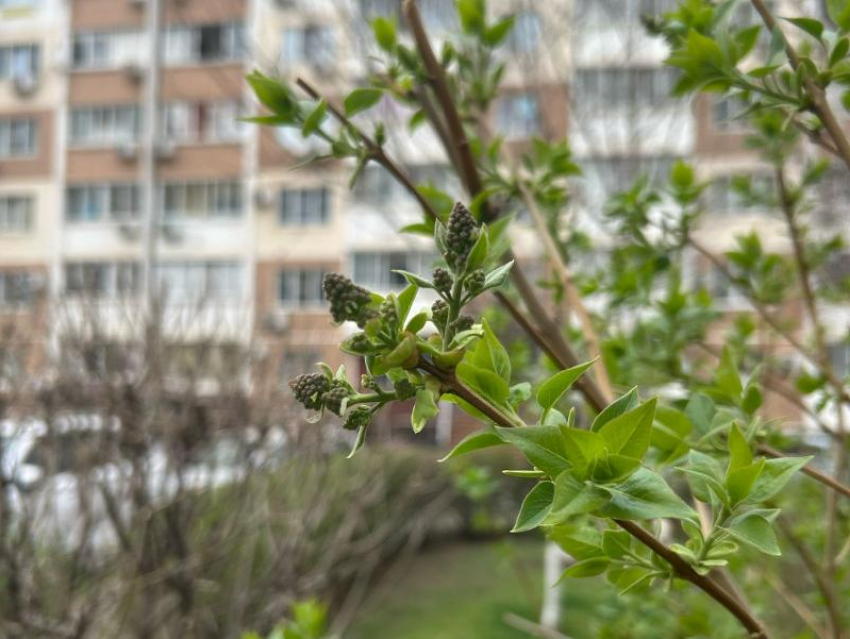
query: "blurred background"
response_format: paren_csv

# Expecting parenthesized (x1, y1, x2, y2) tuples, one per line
(0, 0, 846, 638)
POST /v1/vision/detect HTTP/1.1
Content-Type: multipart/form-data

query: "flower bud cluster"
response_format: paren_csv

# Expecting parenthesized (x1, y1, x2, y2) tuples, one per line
(465, 269, 485, 295)
(393, 378, 418, 401)
(445, 202, 479, 269)
(289, 373, 330, 411)
(431, 299, 449, 331)
(432, 267, 453, 294)
(343, 405, 372, 431)
(323, 273, 376, 327)
(379, 298, 398, 328)
(450, 315, 475, 333)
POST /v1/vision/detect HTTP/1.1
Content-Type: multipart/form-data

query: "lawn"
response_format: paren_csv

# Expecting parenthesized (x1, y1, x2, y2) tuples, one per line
(347, 538, 546, 639)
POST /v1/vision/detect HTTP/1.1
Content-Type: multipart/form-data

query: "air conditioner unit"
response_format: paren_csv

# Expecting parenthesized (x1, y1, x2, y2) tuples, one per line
(13, 73, 38, 97)
(123, 62, 144, 82)
(156, 139, 176, 161)
(263, 310, 290, 334)
(253, 187, 273, 209)
(117, 141, 138, 162)
(117, 222, 140, 241)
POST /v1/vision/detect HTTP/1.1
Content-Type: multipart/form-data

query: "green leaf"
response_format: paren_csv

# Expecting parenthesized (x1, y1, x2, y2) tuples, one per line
(598, 468, 698, 522)
(560, 428, 607, 479)
(727, 423, 752, 472)
(393, 269, 434, 289)
(591, 387, 639, 431)
(746, 456, 812, 503)
(828, 0, 850, 32)
(347, 424, 368, 458)
(545, 473, 611, 524)
(495, 425, 571, 476)
(439, 428, 504, 462)
(301, 99, 327, 137)
(722, 510, 781, 556)
(537, 360, 596, 411)
(509, 382, 532, 409)
(456, 0, 485, 34)
(344, 88, 384, 117)
(246, 71, 297, 116)
(466, 226, 490, 270)
(512, 481, 555, 532)
(411, 388, 439, 434)
(679, 450, 728, 505)
(783, 17, 825, 41)
(471, 318, 511, 383)
(405, 311, 428, 333)
(598, 398, 657, 460)
(456, 362, 510, 406)
(558, 557, 610, 580)
(547, 526, 603, 560)
(715, 346, 743, 402)
(442, 392, 490, 422)
(652, 405, 693, 464)
(685, 393, 715, 435)
(483, 15, 516, 46)
(396, 283, 418, 326)
(601, 529, 633, 559)
(481, 260, 514, 291)
(372, 16, 397, 51)
(727, 458, 765, 506)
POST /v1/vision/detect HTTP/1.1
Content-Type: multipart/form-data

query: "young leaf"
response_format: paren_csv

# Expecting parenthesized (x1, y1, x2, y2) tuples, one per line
(557, 557, 610, 580)
(727, 423, 752, 472)
(598, 468, 698, 522)
(456, 0, 485, 34)
(722, 510, 781, 556)
(560, 428, 607, 479)
(715, 346, 743, 402)
(456, 362, 510, 406)
(301, 100, 327, 137)
(481, 260, 514, 291)
(396, 283, 418, 326)
(544, 472, 611, 524)
(828, 0, 850, 32)
(537, 360, 596, 411)
(483, 15, 516, 47)
(547, 526, 604, 560)
(679, 450, 728, 505)
(512, 481, 555, 533)
(344, 88, 384, 117)
(591, 387, 639, 431)
(438, 428, 504, 462)
(783, 17, 825, 41)
(601, 529, 633, 559)
(746, 456, 812, 503)
(411, 388, 439, 434)
(471, 319, 511, 383)
(347, 424, 368, 458)
(727, 458, 765, 506)
(685, 393, 715, 435)
(652, 405, 693, 464)
(598, 398, 657, 461)
(393, 270, 434, 289)
(466, 227, 490, 270)
(495, 425, 571, 476)
(372, 16, 397, 51)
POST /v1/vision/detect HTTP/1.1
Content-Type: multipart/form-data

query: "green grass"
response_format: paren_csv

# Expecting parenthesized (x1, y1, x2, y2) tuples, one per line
(347, 538, 545, 639)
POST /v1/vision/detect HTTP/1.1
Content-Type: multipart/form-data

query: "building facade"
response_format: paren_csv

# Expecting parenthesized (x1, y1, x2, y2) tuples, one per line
(0, 0, 842, 438)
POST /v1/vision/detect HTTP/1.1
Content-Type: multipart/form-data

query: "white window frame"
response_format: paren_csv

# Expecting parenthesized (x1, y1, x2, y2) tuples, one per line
(278, 267, 327, 308)
(69, 105, 139, 148)
(164, 22, 244, 65)
(0, 43, 39, 81)
(64, 262, 140, 298)
(71, 31, 143, 70)
(66, 183, 139, 224)
(161, 180, 243, 221)
(155, 261, 242, 302)
(0, 195, 33, 233)
(0, 118, 37, 158)
(279, 187, 330, 226)
(352, 251, 436, 291)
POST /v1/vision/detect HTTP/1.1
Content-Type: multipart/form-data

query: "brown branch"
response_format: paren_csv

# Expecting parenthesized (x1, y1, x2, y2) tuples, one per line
(760, 444, 850, 499)
(750, 0, 850, 172)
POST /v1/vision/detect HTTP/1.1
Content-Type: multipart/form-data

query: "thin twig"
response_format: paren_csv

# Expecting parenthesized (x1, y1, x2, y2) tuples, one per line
(750, 0, 850, 173)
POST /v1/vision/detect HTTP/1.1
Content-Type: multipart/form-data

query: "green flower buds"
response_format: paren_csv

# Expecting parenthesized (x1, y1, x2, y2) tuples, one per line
(289, 373, 330, 411)
(465, 269, 485, 295)
(431, 299, 449, 330)
(379, 297, 399, 328)
(432, 267, 453, 294)
(445, 202, 479, 270)
(322, 384, 350, 416)
(394, 378, 418, 401)
(450, 315, 475, 333)
(343, 405, 372, 431)
(323, 273, 376, 328)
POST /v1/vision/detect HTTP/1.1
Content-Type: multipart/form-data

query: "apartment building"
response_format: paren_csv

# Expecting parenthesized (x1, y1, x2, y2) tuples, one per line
(0, 0, 842, 436)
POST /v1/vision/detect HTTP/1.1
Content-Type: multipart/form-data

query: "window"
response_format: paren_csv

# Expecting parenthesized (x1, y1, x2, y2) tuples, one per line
(162, 181, 242, 220)
(0, 44, 39, 81)
(279, 349, 321, 386)
(155, 261, 242, 301)
(508, 11, 542, 53)
(579, 155, 676, 207)
(65, 262, 140, 298)
(495, 93, 540, 140)
(575, 0, 676, 25)
(0, 195, 33, 232)
(280, 25, 336, 70)
(279, 268, 327, 307)
(161, 100, 245, 143)
(69, 105, 139, 147)
(165, 23, 245, 65)
(0, 118, 36, 158)
(575, 67, 678, 109)
(353, 251, 435, 290)
(71, 31, 143, 70)
(0, 271, 35, 307)
(66, 184, 139, 223)
(279, 188, 329, 226)
(705, 174, 774, 214)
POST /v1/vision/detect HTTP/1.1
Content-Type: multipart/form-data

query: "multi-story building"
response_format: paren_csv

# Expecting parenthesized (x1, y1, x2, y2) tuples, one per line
(0, 0, 841, 437)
